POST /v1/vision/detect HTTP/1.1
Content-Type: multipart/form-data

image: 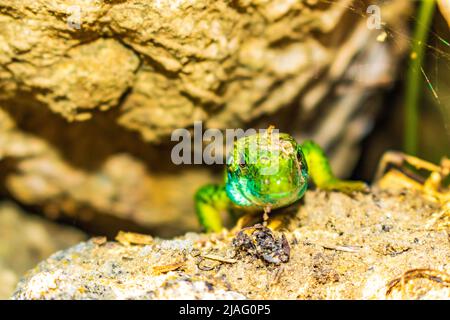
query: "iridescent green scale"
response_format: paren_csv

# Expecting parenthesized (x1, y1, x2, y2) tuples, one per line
(194, 129, 367, 232)
(225, 133, 308, 209)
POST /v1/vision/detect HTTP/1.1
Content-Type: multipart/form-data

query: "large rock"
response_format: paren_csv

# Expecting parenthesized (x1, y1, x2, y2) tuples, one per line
(12, 189, 450, 300)
(0, 0, 411, 234)
(0, 0, 410, 135)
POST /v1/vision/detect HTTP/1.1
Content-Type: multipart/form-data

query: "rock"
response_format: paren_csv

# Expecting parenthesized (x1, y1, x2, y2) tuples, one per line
(0, 201, 86, 299)
(12, 190, 450, 300)
(0, 1, 411, 234)
(0, 0, 410, 137)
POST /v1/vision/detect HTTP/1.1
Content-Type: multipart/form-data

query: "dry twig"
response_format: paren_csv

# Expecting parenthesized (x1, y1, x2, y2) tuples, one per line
(386, 268, 450, 298)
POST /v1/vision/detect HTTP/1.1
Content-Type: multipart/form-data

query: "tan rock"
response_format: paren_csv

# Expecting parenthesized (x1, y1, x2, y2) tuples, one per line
(0, 1, 411, 233)
(0, 201, 86, 299)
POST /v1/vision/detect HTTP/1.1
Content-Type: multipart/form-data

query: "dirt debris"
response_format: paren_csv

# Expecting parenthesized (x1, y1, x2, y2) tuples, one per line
(233, 225, 290, 265)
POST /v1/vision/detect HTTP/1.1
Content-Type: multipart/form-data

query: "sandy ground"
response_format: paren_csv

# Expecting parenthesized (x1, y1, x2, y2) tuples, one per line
(11, 189, 450, 300)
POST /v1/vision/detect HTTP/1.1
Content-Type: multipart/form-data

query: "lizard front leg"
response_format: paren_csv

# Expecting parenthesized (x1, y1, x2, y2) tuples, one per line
(195, 184, 230, 232)
(300, 140, 368, 193)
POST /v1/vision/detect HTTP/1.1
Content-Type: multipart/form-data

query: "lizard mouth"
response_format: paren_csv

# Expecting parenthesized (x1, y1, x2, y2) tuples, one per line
(247, 188, 300, 207)
(244, 178, 309, 208)
(256, 190, 296, 197)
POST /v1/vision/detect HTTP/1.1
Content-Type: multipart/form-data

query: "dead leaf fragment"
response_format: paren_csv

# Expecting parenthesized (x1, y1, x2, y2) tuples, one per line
(91, 236, 107, 246)
(152, 261, 185, 275)
(115, 231, 153, 246)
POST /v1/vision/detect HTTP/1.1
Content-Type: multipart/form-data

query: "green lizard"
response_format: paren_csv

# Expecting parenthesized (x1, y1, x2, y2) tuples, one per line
(195, 127, 368, 232)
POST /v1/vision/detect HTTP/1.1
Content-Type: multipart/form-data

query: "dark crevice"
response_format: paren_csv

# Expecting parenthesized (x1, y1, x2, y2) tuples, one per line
(0, 90, 198, 175)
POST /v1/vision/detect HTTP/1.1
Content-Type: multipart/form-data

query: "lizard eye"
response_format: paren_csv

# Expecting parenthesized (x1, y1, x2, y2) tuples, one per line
(238, 155, 247, 169)
(296, 148, 307, 170)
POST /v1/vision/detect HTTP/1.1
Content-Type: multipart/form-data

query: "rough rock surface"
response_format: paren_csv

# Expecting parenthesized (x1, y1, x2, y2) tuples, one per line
(0, 0, 411, 234)
(0, 201, 86, 299)
(12, 189, 450, 300)
(0, 107, 212, 236)
(0, 0, 409, 134)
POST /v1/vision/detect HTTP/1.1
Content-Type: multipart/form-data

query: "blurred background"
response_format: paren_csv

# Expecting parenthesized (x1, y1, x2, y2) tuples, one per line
(0, 0, 448, 298)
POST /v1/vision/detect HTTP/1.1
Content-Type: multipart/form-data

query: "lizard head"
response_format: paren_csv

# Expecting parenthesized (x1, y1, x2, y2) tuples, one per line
(225, 127, 309, 209)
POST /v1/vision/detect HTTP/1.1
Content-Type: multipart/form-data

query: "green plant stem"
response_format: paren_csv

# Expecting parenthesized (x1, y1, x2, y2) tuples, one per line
(404, 0, 436, 155)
